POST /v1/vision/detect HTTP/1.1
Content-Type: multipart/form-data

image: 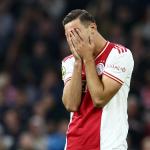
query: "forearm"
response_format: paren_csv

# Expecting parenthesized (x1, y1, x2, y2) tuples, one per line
(84, 58, 105, 107)
(62, 60, 82, 112)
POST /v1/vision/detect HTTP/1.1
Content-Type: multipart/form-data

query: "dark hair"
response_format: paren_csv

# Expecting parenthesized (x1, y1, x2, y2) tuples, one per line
(62, 9, 96, 26)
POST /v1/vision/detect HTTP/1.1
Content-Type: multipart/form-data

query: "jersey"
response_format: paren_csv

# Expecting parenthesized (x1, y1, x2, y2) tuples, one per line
(61, 41, 134, 150)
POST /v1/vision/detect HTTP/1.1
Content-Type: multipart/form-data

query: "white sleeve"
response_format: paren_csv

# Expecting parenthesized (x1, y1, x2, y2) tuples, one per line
(103, 48, 134, 84)
(61, 57, 75, 84)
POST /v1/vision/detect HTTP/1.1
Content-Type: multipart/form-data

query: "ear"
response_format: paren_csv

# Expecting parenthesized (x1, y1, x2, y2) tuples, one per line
(89, 23, 97, 34)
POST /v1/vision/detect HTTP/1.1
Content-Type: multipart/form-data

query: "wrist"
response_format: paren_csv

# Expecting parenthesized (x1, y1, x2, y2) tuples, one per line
(83, 56, 94, 64)
(74, 59, 82, 67)
(74, 54, 82, 62)
(74, 59, 82, 73)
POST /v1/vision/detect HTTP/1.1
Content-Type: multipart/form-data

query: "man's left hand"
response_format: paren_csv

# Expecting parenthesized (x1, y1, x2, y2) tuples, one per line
(69, 28, 95, 61)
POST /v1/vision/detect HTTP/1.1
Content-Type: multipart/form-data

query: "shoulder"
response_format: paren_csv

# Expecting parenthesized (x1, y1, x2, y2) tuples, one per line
(113, 43, 128, 54)
(109, 43, 133, 59)
(62, 54, 74, 63)
(62, 54, 75, 67)
(106, 43, 134, 68)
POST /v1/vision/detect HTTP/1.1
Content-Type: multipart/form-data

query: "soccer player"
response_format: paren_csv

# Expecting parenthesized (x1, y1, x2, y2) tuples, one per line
(61, 9, 134, 150)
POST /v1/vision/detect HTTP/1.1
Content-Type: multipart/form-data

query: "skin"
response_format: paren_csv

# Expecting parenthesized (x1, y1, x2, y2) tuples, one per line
(62, 18, 122, 111)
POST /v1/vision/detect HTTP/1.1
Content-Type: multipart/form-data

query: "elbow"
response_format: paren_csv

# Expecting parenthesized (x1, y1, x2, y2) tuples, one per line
(62, 97, 79, 112)
(65, 105, 79, 112)
(93, 97, 106, 108)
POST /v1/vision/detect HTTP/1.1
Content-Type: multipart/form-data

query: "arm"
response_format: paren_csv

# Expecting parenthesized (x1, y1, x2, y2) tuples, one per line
(62, 59, 82, 112)
(83, 46, 134, 108)
(69, 28, 125, 108)
(62, 31, 83, 112)
(83, 57, 121, 107)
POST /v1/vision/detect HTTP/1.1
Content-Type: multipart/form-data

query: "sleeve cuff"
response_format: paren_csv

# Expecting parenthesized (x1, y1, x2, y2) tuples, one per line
(64, 77, 72, 85)
(103, 71, 123, 84)
(63, 73, 72, 84)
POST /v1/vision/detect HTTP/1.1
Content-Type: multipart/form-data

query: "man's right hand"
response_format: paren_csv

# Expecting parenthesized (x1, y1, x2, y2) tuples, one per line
(62, 32, 82, 112)
(66, 32, 81, 61)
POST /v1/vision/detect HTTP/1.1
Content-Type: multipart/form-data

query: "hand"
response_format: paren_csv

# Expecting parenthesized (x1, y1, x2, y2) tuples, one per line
(70, 28, 95, 61)
(66, 32, 81, 61)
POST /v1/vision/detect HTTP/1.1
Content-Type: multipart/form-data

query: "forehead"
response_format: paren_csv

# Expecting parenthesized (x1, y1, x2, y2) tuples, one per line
(64, 19, 84, 32)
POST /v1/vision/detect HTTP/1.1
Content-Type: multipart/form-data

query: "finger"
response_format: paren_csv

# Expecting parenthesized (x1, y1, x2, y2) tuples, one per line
(66, 34, 72, 48)
(69, 33, 78, 51)
(68, 34, 80, 57)
(66, 32, 71, 42)
(70, 30, 81, 44)
(69, 34, 75, 49)
(77, 28, 89, 43)
(66, 33, 69, 43)
(72, 29, 83, 43)
(75, 28, 83, 41)
(67, 33, 75, 51)
(70, 32, 79, 49)
(76, 28, 84, 39)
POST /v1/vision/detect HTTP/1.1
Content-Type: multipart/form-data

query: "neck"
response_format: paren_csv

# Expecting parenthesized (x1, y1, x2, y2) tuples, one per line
(93, 32, 107, 58)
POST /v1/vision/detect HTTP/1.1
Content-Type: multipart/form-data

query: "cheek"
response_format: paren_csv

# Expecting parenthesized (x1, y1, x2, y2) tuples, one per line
(86, 30, 91, 41)
(85, 29, 91, 37)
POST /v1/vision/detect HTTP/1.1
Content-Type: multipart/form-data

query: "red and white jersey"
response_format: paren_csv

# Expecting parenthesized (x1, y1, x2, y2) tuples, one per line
(62, 41, 134, 150)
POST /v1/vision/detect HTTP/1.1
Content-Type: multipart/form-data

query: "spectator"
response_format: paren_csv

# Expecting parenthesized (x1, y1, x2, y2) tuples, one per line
(142, 136, 150, 150)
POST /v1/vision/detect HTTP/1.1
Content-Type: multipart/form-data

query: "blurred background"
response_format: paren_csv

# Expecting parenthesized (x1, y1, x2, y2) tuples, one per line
(0, 0, 149, 150)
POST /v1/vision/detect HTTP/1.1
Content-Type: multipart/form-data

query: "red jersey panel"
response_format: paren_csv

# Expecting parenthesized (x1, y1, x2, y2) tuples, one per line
(62, 42, 115, 150)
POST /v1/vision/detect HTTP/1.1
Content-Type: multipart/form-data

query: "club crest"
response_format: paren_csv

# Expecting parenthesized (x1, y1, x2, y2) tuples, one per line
(96, 63, 104, 75)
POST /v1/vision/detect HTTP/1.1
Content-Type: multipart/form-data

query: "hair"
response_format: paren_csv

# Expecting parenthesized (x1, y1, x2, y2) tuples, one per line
(62, 9, 96, 26)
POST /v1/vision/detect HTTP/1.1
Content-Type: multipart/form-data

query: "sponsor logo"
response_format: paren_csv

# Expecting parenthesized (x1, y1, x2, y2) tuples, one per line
(106, 64, 126, 72)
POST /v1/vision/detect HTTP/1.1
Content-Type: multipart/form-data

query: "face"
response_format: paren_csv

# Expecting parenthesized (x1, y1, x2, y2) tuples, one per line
(64, 19, 94, 39)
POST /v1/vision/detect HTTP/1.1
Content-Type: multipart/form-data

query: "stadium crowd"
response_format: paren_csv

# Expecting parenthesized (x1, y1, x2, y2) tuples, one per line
(0, 0, 149, 150)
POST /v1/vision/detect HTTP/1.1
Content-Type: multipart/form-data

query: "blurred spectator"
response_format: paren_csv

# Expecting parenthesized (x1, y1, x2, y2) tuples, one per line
(39, 0, 66, 20)
(0, 0, 14, 61)
(27, 116, 47, 150)
(130, 25, 146, 68)
(142, 5, 150, 41)
(110, 24, 126, 45)
(47, 120, 68, 150)
(0, 139, 7, 150)
(128, 94, 144, 149)
(143, 110, 150, 136)
(142, 136, 150, 150)
(3, 109, 21, 149)
(30, 41, 50, 83)
(18, 133, 35, 150)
